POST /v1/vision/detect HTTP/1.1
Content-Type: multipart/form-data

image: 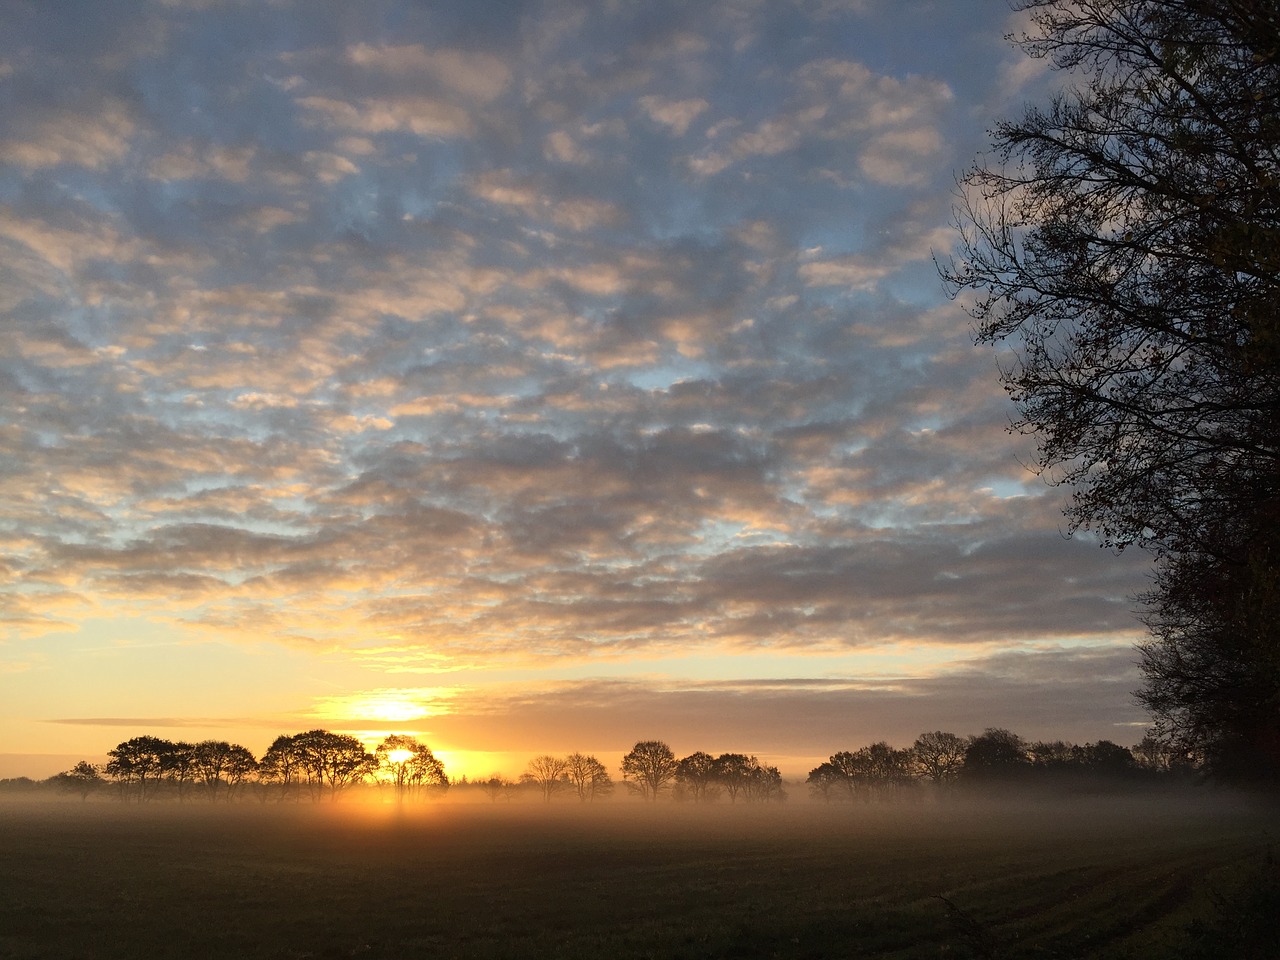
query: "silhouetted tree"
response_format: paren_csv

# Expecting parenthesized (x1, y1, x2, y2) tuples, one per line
(962, 729, 1030, 785)
(912, 731, 967, 791)
(1021, 738, 1142, 788)
(222, 744, 258, 799)
(293, 729, 377, 800)
(744, 759, 786, 803)
(564, 753, 613, 802)
(711, 753, 757, 803)
(192, 740, 257, 801)
(621, 740, 678, 801)
(1131, 733, 1195, 775)
(53, 761, 105, 801)
(859, 742, 916, 800)
(106, 736, 174, 802)
(375, 735, 447, 800)
(480, 775, 513, 802)
(258, 734, 306, 801)
(676, 751, 719, 802)
(161, 741, 197, 801)
(942, 0, 1280, 781)
(523, 755, 569, 802)
(805, 762, 843, 801)
(1139, 531, 1280, 781)
(816, 744, 916, 802)
(1029, 740, 1077, 771)
(1079, 740, 1138, 778)
(405, 746, 448, 797)
(824, 751, 862, 801)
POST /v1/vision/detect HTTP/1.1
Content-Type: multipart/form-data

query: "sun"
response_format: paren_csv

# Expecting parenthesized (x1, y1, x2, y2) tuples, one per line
(311, 687, 455, 724)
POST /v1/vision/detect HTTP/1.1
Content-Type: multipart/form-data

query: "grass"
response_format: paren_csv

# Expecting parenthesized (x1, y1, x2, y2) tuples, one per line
(0, 792, 1271, 959)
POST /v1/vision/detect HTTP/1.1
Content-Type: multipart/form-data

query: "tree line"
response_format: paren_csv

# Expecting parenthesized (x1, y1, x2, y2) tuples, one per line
(24, 729, 1193, 804)
(807, 730, 1182, 801)
(466, 745, 782, 804)
(37, 736, 787, 804)
(48, 730, 448, 803)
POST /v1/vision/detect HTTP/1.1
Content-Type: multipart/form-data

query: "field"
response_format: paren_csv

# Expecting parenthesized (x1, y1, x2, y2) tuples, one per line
(0, 791, 1272, 959)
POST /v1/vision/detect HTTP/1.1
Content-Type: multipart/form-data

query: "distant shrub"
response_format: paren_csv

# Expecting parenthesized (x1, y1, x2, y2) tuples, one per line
(0, 777, 43, 793)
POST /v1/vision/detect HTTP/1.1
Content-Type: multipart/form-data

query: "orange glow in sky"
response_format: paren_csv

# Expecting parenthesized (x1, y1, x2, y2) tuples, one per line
(0, 1, 1156, 782)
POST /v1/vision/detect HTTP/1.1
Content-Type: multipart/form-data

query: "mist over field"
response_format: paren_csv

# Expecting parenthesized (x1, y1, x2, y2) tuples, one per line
(5, 1, 1280, 956)
(2, 790, 1274, 960)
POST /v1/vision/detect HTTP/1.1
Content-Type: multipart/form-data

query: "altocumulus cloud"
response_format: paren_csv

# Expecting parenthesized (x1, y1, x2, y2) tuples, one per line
(2, 0, 1154, 750)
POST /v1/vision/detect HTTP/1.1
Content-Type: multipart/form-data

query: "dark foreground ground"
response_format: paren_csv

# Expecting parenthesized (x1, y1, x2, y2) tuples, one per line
(0, 792, 1273, 959)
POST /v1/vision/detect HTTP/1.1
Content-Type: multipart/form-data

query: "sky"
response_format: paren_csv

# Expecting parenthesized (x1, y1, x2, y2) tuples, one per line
(0, 0, 1156, 781)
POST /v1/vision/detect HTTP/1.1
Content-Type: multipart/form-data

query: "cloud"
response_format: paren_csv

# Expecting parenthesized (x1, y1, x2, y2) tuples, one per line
(297, 94, 476, 138)
(639, 95, 709, 136)
(859, 127, 944, 185)
(344, 44, 512, 102)
(40, 642, 1146, 772)
(45, 717, 261, 728)
(468, 170, 624, 231)
(150, 143, 258, 182)
(406, 649, 1148, 765)
(543, 129, 591, 164)
(687, 56, 953, 184)
(0, 0, 1151, 765)
(799, 220, 954, 288)
(0, 101, 136, 170)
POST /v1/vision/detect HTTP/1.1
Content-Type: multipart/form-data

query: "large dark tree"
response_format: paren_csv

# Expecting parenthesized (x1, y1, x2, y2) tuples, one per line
(806, 761, 847, 802)
(742, 759, 786, 803)
(564, 753, 613, 802)
(292, 729, 377, 800)
(944, 0, 1280, 780)
(258, 734, 307, 801)
(106, 736, 175, 801)
(53, 761, 106, 801)
(522, 754, 569, 803)
(711, 752, 757, 803)
(376, 735, 448, 800)
(620, 740, 678, 801)
(164, 741, 197, 801)
(192, 740, 257, 801)
(912, 731, 968, 790)
(675, 751, 718, 802)
(961, 729, 1031, 786)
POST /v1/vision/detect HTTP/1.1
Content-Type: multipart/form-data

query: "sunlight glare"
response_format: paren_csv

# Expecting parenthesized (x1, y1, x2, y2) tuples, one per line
(311, 687, 456, 723)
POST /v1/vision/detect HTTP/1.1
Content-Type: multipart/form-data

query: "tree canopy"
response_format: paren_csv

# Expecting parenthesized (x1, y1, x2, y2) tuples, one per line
(943, 0, 1280, 781)
(522, 755, 569, 802)
(620, 740, 679, 801)
(564, 753, 613, 802)
(375, 735, 448, 799)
